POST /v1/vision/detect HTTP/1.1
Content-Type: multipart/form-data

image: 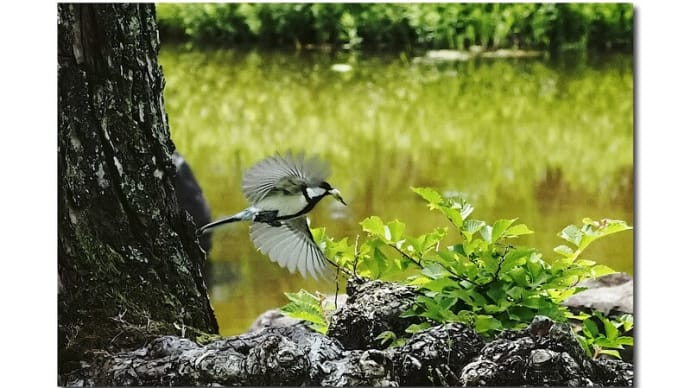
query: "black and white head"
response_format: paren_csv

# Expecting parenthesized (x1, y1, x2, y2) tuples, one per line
(304, 181, 346, 207)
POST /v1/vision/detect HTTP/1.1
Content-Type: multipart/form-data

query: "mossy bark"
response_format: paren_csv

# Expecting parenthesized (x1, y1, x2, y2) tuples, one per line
(58, 3, 218, 379)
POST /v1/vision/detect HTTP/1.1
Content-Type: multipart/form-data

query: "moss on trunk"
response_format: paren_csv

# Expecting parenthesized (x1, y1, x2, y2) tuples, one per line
(58, 3, 218, 377)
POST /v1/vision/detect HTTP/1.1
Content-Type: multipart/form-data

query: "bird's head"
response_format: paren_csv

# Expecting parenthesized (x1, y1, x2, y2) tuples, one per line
(306, 181, 347, 206)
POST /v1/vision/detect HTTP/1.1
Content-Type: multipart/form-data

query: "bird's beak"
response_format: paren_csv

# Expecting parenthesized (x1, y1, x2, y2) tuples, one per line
(329, 188, 347, 206)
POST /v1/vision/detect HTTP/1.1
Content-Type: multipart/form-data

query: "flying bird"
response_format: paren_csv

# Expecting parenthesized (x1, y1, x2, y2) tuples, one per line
(197, 151, 346, 280)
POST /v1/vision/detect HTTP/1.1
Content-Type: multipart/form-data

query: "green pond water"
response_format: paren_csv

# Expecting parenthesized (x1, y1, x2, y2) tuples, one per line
(159, 45, 633, 336)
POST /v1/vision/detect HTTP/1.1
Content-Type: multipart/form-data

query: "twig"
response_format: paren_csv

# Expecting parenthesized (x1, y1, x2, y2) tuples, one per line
(352, 234, 361, 279)
(389, 243, 423, 269)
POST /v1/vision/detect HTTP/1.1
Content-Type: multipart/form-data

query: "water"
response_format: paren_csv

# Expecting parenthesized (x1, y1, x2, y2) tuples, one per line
(159, 45, 633, 335)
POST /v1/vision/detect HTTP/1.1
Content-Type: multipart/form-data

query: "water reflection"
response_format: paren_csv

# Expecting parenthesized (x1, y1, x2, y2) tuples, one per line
(159, 45, 633, 335)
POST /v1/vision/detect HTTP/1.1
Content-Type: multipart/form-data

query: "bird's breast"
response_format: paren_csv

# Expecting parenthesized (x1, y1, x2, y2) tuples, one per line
(254, 194, 310, 218)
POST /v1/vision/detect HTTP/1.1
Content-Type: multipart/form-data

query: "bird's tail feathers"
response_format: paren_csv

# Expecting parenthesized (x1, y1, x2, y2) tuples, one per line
(197, 208, 256, 234)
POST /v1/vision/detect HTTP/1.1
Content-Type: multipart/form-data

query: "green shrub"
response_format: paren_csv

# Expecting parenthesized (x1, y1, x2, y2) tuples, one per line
(570, 310, 634, 359)
(155, 3, 632, 51)
(281, 187, 633, 357)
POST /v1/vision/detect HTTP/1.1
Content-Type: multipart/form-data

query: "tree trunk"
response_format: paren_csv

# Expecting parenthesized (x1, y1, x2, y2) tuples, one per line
(58, 3, 217, 379)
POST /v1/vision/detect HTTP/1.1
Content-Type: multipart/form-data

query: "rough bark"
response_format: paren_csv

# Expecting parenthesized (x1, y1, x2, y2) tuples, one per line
(327, 277, 423, 350)
(65, 278, 633, 386)
(58, 3, 217, 379)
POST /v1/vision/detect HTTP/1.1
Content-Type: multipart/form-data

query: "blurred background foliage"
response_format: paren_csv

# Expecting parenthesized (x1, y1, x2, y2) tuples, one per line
(156, 3, 632, 51)
(155, 3, 633, 335)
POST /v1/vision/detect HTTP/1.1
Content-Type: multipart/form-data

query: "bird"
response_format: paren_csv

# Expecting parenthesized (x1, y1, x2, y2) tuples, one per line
(197, 151, 346, 280)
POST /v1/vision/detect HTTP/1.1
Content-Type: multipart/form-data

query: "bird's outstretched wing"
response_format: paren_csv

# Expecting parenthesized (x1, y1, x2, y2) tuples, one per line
(249, 216, 334, 280)
(241, 151, 331, 204)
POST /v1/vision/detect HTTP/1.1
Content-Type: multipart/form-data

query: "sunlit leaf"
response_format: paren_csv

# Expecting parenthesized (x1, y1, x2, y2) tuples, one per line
(480, 225, 492, 242)
(387, 219, 406, 242)
(492, 218, 517, 242)
(592, 264, 616, 277)
(411, 187, 444, 205)
(616, 336, 634, 346)
(505, 223, 534, 237)
(618, 314, 634, 332)
(559, 225, 582, 245)
(553, 244, 574, 257)
(280, 289, 329, 333)
(456, 200, 474, 220)
(462, 219, 485, 239)
(421, 276, 459, 292)
(360, 216, 386, 238)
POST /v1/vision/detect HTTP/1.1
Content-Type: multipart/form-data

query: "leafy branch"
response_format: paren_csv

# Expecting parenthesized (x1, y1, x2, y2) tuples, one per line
(283, 187, 633, 358)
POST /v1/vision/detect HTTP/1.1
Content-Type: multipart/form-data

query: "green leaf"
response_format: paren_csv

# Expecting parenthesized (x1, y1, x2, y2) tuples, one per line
(420, 262, 447, 280)
(444, 209, 465, 229)
(506, 286, 524, 300)
(418, 228, 447, 253)
(577, 335, 593, 358)
(387, 220, 406, 242)
(499, 248, 532, 276)
(560, 219, 632, 255)
(371, 246, 389, 277)
(492, 218, 517, 242)
(582, 318, 600, 338)
(453, 310, 474, 325)
(593, 337, 625, 349)
(280, 289, 329, 334)
(311, 227, 326, 243)
(458, 201, 474, 220)
(411, 187, 444, 205)
(475, 315, 503, 333)
(466, 289, 489, 306)
(505, 223, 534, 237)
(592, 264, 616, 277)
(360, 216, 386, 238)
(421, 276, 459, 292)
(375, 330, 398, 346)
(484, 303, 509, 313)
(592, 311, 619, 340)
(565, 311, 591, 321)
(618, 314, 634, 332)
(508, 267, 531, 287)
(463, 219, 485, 235)
(408, 275, 431, 286)
(480, 225, 492, 242)
(616, 336, 634, 346)
(597, 349, 622, 359)
(411, 187, 473, 228)
(553, 244, 574, 257)
(584, 218, 633, 236)
(559, 225, 582, 245)
(486, 283, 507, 304)
(437, 296, 458, 311)
(405, 322, 431, 334)
(603, 318, 619, 340)
(507, 306, 536, 322)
